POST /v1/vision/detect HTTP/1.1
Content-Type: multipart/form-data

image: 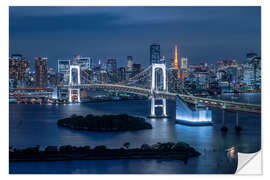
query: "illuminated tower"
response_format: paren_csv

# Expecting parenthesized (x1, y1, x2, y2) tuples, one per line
(174, 45, 181, 79)
(174, 45, 178, 69)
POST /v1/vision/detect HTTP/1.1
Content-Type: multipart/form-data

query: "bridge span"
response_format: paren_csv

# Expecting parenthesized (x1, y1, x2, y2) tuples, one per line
(62, 83, 261, 114)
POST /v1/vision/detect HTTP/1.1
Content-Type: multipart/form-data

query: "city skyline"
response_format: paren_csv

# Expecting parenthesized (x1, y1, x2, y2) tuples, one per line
(9, 6, 261, 69)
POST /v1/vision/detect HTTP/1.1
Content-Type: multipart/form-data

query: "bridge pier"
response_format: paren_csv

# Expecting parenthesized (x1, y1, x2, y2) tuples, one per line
(220, 109, 228, 132)
(150, 97, 155, 117)
(162, 99, 167, 117)
(69, 88, 81, 103)
(235, 111, 242, 132)
(149, 97, 168, 118)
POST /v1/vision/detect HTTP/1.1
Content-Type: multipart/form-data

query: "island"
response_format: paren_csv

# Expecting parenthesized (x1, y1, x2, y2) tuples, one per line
(9, 142, 201, 162)
(57, 114, 152, 132)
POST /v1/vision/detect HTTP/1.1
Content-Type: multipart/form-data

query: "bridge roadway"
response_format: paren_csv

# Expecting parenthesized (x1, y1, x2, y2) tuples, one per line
(9, 92, 52, 98)
(63, 83, 261, 114)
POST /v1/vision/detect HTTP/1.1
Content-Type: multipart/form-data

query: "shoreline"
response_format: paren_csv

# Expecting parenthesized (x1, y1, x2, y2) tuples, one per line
(10, 143, 201, 162)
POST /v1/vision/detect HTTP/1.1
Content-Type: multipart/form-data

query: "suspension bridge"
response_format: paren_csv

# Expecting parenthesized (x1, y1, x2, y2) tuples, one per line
(59, 63, 260, 127)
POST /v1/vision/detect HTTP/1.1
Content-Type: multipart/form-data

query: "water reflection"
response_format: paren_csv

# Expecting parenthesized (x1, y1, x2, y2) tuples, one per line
(226, 146, 237, 161)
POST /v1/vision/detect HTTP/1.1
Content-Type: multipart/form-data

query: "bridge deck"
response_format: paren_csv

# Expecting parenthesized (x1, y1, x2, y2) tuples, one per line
(62, 84, 261, 114)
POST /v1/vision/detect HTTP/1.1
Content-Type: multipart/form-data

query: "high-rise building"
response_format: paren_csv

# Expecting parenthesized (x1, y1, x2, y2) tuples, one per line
(169, 58, 174, 68)
(252, 57, 261, 88)
(34, 57, 48, 88)
(126, 56, 134, 79)
(9, 54, 30, 88)
(127, 56, 133, 72)
(73, 55, 92, 70)
(98, 70, 108, 83)
(58, 60, 70, 73)
(107, 59, 117, 73)
(132, 63, 141, 77)
(196, 71, 210, 89)
(118, 67, 126, 82)
(58, 59, 70, 86)
(107, 59, 117, 82)
(181, 57, 188, 80)
(47, 68, 57, 88)
(181, 57, 188, 70)
(150, 43, 160, 64)
(242, 55, 261, 89)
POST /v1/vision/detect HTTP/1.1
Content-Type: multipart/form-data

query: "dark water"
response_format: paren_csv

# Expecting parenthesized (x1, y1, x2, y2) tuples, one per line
(9, 93, 261, 174)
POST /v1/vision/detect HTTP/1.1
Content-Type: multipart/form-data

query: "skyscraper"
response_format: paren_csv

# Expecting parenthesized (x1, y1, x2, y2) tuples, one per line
(242, 54, 261, 89)
(127, 56, 133, 72)
(107, 59, 117, 82)
(58, 59, 70, 86)
(150, 43, 160, 64)
(47, 67, 57, 88)
(118, 67, 126, 82)
(58, 59, 70, 73)
(34, 57, 48, 88)
(9, 54, 30, 88)
(181, 57, 188, 70)
(132, 63, 141, 77)
(253, 57, 261, 88)
(181, 57, 188, 80)
(73, 55, 92, 70)
(107, 59, 117, 73)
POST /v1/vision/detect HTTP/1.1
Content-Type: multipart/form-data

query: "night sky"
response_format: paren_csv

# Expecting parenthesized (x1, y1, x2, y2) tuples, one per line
(9, 6, 261, 70)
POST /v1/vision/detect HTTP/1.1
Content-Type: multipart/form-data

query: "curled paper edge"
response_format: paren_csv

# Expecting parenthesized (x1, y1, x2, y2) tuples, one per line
(236, 150, 262, 174)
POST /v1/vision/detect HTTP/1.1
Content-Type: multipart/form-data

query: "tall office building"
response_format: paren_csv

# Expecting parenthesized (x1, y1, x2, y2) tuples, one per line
(58, 59, 70, 73)
(107, 59, 117, 82)
(126, 56, 134, 79)
(107, 59, 117, 73)
(73, 55, 92, 70)
(9, 54, 30, 88)
(127, 56, 133, 72)
(181, 57, 188, 69)
(132, 63, 141, 77)
(34, 57, 48, 88)
(47, 67, 57, 88)
(58, 59, 70, 86)
(150, 43, 160, 64)
(252, 57, 261, 88)
(118, 67, 126, 82)
(242, 55, 261, 89)
(181, 57, 188, 80)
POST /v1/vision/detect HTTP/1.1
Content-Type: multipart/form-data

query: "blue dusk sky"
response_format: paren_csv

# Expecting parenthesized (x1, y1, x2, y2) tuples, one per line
(9, 6, 261, 69)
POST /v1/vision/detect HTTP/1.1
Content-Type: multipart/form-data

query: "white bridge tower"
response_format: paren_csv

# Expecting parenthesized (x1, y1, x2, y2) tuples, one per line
(149, 63, 168, 117)
(69, 65, 81, 103)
